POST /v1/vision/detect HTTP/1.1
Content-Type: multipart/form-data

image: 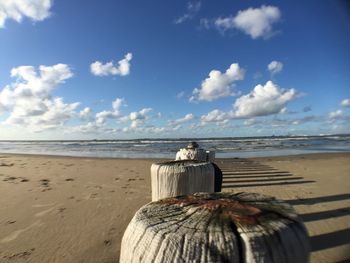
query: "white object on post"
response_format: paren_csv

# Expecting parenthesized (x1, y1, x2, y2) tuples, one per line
(175, 148, 207, 161)
(151, 160, 214, 201)
(175, 141, 215, 162)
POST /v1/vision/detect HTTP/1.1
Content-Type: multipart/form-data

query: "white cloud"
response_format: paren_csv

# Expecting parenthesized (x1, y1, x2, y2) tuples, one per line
(0, 64, 78, 131)
(95, 110, 120, 125)
(340, 98, 350, 107)
(244, 118, 260, 126)
(79, 107, 91, 120)
(234, 81, 297, 118)
(214, 5, 281, 39)
(329, 110, 343, 119)
(170, 113, 194, 125)
(201, 109, 234, 123)
(68, 122, 100, 134)
(95, 97, 126, 125)
(90, 53, 133, 77)
(174, 1, 201, 24)
(112, 97, 127, 111)
(0, 0, 53, 28)
(5, 97, 79, 130)
(129, 108, 152, 128)
(267, 60, 283, 74)
(190, 63, 244, 102)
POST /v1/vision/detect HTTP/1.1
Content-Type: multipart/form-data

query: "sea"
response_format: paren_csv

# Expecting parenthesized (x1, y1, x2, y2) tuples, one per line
(0, 134, 349, 159)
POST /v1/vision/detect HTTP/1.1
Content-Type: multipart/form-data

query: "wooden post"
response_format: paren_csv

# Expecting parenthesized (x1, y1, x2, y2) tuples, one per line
(151, 160, 214, 201)
(120, 192, 310, 263)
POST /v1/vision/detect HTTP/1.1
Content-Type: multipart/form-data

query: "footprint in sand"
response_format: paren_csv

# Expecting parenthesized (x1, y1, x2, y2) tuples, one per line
(3, 176, 17, 182)
(3, 248, 35, 260)
(104, 239, 112, 246)
(39, 179, 50, 187)
(65, 178, 74, 181)
(0, 162, 14, 167)
(1, 221, 43, 243)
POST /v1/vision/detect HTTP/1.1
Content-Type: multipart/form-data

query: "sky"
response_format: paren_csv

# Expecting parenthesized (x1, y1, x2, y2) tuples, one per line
(0, 0, 349, 140)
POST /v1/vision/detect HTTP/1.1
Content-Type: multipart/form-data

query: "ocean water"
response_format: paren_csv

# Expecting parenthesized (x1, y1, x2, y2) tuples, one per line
(0, 135, 349, 159)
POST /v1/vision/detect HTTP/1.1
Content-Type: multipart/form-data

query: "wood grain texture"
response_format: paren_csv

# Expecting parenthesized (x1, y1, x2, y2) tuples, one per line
(151, 160, 214, 201)
(120, 192, 310, 263)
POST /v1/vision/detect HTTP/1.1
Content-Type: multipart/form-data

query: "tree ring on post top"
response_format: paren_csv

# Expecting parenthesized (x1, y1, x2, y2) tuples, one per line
(120, 192, 310, 263)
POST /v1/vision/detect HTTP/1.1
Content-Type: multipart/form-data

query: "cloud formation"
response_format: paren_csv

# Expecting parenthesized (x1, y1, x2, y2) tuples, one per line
(190, 63, 244, 102)
(340, 98, 350, 107)
(0, 0, 52, 27)
(90, 53, 133, 77)
(328, 110, 343, 119)
(0, 64, 79, 131)
(214, 5, 281, 39)
(267, 60, 283, 75)
(201, 109, 234, 123)
(174, 1, 201, 24)
(79, 107, 92, 120)
(129, 108, 153, 128)
(234, 81, 297, 118)
(170, 113, 194, 125)
(95, 98, 126, 125)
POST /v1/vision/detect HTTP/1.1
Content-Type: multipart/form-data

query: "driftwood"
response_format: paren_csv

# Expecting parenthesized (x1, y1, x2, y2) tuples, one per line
(120, 192, 310, 263)
(151, 160, 214, 201)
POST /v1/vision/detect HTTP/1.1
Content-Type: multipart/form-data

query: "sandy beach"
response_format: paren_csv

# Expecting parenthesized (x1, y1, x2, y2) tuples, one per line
(0, 153, 349, 263)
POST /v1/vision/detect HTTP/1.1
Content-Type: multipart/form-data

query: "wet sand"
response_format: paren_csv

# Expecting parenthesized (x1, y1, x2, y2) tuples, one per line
(0, 153, 349, 262)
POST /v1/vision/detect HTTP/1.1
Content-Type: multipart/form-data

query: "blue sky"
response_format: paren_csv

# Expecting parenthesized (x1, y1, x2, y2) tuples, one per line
(0, 0, 349, 139)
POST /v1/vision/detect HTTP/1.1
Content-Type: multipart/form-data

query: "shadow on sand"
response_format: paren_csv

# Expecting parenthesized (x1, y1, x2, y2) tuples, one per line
(217, 158, 315, 189)
(217, 158, 350, 259)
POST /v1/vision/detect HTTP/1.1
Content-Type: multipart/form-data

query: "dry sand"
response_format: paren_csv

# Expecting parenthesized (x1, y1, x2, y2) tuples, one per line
(0, 153, 349, 262)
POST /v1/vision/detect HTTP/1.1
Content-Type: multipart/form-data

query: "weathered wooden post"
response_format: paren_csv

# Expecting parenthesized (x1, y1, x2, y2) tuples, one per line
(151, 160, 214, 201)
(174, 142, 221, 191)
(120, 192, 310, 263)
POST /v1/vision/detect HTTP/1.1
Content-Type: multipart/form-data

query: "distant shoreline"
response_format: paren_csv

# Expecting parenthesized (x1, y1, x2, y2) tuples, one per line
(1, 151, 349, 160)
(0, 133, 349, 142)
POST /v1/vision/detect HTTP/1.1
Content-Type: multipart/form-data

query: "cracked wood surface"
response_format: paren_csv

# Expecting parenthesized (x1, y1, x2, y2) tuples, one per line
(120, 192, 310, 263)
